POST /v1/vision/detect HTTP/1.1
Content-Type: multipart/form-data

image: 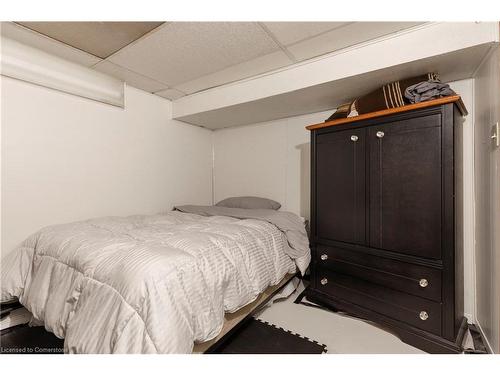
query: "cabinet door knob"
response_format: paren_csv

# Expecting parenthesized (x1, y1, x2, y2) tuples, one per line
(419, 278, 429, 288)
(350, 135, 359, 142)
(320, 278, 328, 285)
(320, 254, 328, 261)
(419, 311, 429, 321)
(376, 131, 385, 138)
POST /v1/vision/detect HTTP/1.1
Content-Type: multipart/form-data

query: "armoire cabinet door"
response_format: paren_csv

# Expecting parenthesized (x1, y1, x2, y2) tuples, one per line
(369, 114, 442, 259)
(315, 128, 366, 244)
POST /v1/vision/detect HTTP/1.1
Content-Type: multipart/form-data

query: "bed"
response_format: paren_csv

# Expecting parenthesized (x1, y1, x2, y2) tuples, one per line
(0, 205, 310, 354)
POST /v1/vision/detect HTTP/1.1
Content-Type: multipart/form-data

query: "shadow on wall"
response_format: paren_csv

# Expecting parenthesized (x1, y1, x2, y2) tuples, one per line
(296, 142, 310, 220)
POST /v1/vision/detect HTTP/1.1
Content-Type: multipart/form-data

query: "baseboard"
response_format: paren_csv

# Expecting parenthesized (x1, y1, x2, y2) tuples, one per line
(475, 320, 495, 354)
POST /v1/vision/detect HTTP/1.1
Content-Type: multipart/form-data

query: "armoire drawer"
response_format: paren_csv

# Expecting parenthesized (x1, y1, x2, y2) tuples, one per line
(316, 245, 442, 302)
(314, 269, 442, 336)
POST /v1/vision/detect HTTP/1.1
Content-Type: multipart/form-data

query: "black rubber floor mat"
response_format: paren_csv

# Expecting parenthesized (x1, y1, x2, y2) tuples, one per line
(0, 324, 64, 354)
(213, 318, 327, 354)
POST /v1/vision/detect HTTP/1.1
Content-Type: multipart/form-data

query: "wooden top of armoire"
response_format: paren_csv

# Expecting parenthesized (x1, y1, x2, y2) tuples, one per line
(306, 95, 467, 131)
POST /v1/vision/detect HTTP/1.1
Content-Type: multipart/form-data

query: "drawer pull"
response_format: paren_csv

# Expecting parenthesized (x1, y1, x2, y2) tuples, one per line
(419, 311, 429, 321)
(320, 254, 328, 261)
(320, 278, 328, 286)
(419, 278, 429, 288)
(350, 135, 359, 142)
(376, 131, 385, 138)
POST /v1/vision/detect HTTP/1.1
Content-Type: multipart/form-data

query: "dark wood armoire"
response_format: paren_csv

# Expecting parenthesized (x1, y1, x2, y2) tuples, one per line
(306, 96, 468, 353)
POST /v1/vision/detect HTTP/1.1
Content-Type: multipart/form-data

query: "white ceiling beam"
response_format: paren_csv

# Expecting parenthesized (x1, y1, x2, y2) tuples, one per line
(172, 22, 499, 122)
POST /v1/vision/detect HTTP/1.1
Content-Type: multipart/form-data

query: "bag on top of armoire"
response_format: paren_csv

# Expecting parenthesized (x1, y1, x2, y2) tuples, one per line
(324, 73, 445, 122)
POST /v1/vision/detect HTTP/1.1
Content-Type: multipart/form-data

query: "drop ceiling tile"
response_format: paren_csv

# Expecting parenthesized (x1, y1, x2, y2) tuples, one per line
(1, 22, 101, 66)
(287, 22, 424, 61)
(155, 88, 186, 101)
(92, 60, 168, 93)
(108, 22, 281, 87)
(175, 50, 292, 94)
(17, 21, 164, 59)
(263, 22, 350, 46)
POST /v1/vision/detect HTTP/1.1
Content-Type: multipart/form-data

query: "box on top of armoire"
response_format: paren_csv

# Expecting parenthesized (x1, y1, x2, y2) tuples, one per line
(306, 96, 467, 353)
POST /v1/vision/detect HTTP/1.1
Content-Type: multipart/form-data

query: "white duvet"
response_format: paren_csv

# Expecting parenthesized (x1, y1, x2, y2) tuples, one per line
(1, 211, 309, 353)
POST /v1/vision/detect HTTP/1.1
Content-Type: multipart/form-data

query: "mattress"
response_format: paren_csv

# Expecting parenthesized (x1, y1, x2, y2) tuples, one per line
(1, 209, 310, 353)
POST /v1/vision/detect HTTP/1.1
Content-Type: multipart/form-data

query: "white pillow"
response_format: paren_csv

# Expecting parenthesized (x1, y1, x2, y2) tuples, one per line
(215, 196, 281, 210)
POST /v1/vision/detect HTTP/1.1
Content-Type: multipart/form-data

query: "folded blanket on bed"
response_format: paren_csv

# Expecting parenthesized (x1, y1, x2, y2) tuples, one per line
(1, 210, 309, 353)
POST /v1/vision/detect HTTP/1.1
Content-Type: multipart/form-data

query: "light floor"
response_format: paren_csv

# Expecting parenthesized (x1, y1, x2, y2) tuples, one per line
(255, 280, 425, 354)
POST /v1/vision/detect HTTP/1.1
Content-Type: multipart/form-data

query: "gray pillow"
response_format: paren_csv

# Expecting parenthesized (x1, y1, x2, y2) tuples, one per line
(215, 196, 281, 210)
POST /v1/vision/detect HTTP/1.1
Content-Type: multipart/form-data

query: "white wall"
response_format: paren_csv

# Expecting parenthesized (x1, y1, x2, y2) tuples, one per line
(1, 77, 213, 257)
(213, 79, 476, 319)
(473, 46, 500, 353)
(213, 109, 331, 219)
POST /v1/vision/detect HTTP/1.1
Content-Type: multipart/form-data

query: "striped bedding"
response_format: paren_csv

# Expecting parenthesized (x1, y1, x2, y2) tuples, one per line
(1, 210, 309, 353)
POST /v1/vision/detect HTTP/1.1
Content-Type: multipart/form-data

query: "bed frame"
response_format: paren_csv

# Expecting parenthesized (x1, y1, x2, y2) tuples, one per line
(193, 272, 297, 353)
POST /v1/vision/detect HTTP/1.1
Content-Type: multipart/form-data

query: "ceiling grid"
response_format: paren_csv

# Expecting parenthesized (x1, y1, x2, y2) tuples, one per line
(1, 21, 425, 100)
